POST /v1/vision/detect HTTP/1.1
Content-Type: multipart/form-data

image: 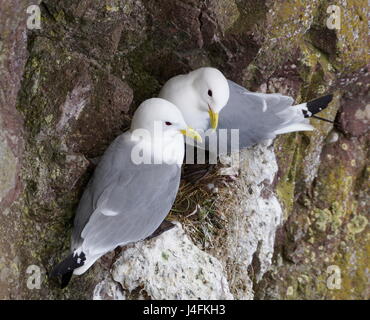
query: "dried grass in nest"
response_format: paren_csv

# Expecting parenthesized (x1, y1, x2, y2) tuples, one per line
(168, 164, 236, 250)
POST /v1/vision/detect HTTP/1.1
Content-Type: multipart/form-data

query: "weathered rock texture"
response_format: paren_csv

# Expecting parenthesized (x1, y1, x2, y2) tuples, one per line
(0, 0, 368, 299)
(110, 222, 233, 300)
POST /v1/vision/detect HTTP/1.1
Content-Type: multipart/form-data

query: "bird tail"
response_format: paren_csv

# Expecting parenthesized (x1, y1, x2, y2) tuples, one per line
(50, 251, 86, 289)
(273, 94, 334, 135)
(300, 94, 334, 119)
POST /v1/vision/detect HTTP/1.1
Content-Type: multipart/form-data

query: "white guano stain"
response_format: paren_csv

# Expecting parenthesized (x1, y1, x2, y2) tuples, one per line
(57, 84, 91, 132)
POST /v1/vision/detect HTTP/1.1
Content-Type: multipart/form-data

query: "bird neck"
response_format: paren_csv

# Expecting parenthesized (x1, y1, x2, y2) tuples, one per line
(183, 107, 209, 131)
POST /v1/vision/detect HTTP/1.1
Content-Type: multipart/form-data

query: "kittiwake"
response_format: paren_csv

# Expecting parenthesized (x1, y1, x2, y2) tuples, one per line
(159, 67, 333, 156)
(51, 98, 201, 288)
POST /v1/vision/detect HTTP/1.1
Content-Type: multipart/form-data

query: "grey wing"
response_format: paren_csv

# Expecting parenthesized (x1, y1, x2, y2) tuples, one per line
(72, 134, 181, 255)
(210, 80, 309, 152)
(71, 135, 126, 246)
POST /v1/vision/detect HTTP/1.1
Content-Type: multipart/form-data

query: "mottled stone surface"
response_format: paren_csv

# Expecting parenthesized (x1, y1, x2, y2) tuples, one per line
(0, 0, 368, 299)
(0, 0, 36, 299)
(111, 222, 233, 300)
(207, 142, 283, 299)
(93, 275, 125, 300)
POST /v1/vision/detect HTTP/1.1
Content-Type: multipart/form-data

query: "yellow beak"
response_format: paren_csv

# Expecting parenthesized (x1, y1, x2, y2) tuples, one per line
(208, 109, 219, 130)
(180, 127, 202, 143)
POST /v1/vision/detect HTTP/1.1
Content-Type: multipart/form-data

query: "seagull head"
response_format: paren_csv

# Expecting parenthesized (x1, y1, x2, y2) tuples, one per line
(190, 67, 230, 130)
(131, 98, 202, 143)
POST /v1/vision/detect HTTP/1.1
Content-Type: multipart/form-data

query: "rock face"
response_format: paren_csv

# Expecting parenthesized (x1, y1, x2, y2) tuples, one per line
(110, 222, 233, 300)
(0, 0, 33, 299)
(0, 0, 368, 299)
(206, 142, 283, 300)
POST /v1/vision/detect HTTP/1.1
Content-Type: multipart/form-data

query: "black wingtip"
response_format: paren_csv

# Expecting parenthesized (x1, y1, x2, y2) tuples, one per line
(60, 271, 74, 289)
(50, 252, 86, 289)
(305, 94, 333, 117)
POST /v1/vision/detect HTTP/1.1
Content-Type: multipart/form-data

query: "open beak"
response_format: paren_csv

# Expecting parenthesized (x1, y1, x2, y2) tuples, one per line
(208, 108, 219, 130)
(180, 127, 202, 143)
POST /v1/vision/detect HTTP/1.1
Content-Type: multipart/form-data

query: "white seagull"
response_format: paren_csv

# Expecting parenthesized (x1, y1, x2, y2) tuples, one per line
(159, 67, 333, 155)
(51, 98, 201, 287)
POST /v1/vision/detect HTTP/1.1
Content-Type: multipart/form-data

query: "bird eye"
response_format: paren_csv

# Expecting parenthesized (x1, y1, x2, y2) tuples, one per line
(165, 121, 172, 126)
(208, 90, 213, 97)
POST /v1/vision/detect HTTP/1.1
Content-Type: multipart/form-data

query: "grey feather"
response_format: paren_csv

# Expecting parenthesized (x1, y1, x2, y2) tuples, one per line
(71, 133, 181, 256)
(203, 80, 311, 154)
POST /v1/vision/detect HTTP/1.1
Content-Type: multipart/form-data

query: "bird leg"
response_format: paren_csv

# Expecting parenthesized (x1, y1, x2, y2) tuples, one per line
(311, 115, 345, 133)
(147, 220, 176, 239)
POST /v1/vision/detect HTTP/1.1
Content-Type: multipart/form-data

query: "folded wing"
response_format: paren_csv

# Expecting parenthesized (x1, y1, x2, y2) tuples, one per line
(72, 133, 181, 256)
(212, 80, 312, 153)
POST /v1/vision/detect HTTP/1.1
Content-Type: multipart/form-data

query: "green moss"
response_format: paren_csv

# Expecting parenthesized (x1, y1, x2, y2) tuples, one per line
(161, 252, 170, 261)
(328, 238, 370, 300)
(315, 165, 354, 206)
(333, 0, 369, 72)
(275, 133, 303, 217)
(228, 0, 267, 34)
(276, 176, 295, 218)
(126, 41, 161, 105)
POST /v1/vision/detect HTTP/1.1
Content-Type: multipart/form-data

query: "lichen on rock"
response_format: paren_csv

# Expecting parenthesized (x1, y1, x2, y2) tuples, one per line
(0, 0, 368, 300)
